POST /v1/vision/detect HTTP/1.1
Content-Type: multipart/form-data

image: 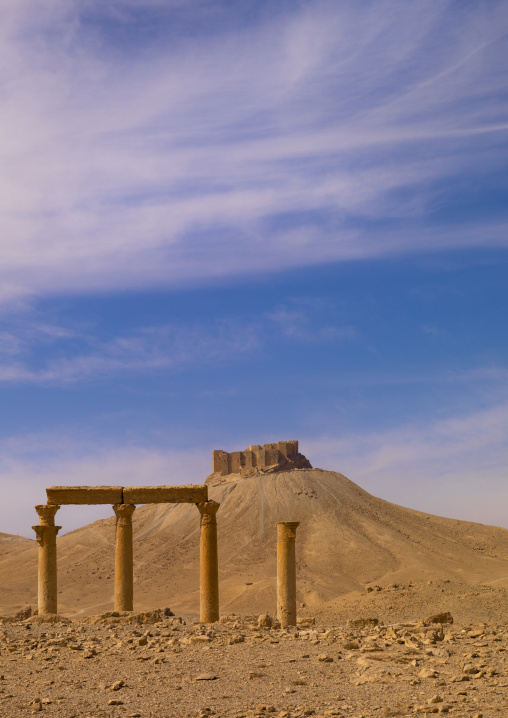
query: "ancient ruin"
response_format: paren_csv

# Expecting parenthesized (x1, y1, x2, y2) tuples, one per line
(276, 521, 299, 627)
(33, 484, 220, 623)
(210, 440, 311, 480)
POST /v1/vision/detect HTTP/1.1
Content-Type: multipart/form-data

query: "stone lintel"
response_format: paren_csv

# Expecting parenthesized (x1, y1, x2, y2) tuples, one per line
(47, 486, 123, 505)
(123, 485, 208, 504)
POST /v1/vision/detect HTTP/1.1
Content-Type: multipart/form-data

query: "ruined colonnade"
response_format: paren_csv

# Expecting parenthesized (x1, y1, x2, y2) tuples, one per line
(33, 484, 219, 623)
(34, 486, 301, 626)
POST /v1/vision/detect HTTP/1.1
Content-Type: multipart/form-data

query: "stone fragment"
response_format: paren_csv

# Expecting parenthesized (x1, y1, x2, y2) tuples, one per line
(347, 618, 379, 628)
(381, 706, 411, 716)
(354, 673, 386, 685)
(418, 667, 438, 679)
(258, 614, 273, 628)
(425, 613, 453, 625)
(190, 635, 212, 644)
(472, 670, 485, 679)
(414, 706, 439, 714)
(15, 606, 35, 620)
(317, 654, 333, 662)
(194, 674, 218, 681)
(229, 634, 245, 644)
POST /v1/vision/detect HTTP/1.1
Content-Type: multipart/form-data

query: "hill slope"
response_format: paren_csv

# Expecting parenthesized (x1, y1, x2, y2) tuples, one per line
(2, 469, 508, 621)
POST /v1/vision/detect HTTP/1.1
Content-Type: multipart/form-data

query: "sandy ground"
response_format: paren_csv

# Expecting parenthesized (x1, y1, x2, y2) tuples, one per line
(1, 607, 507, 718)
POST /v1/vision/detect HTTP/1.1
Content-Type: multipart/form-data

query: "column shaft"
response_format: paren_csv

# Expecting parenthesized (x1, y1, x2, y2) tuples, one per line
(276, 521, 299, 627)
(33, 505, 61, 615)
(113, 504, 136, 611)
(197, 501, 220, 623)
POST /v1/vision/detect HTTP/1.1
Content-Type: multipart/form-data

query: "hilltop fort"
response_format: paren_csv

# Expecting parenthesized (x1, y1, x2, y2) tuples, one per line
(208, 440, 312, 483)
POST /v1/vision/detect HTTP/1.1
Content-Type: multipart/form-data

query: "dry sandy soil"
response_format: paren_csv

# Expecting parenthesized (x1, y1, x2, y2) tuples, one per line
(2, 467, 508, 716)
(1, 609, 507, 717)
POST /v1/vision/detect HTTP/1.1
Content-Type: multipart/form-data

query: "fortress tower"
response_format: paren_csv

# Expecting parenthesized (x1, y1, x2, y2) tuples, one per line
(210, 440, 312, 480)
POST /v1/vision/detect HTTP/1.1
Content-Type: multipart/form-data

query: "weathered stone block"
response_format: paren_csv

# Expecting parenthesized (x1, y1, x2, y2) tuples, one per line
(123, 485, 208, 504)
(46, 486, 123, 505)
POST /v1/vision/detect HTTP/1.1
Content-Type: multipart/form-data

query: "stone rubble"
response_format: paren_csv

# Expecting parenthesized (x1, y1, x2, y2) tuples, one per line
(0, 610, 507, 716)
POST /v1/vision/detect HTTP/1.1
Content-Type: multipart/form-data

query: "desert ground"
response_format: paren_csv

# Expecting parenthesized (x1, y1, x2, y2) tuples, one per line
(1, 467, 508, 716)
(1, 608, 507, 717)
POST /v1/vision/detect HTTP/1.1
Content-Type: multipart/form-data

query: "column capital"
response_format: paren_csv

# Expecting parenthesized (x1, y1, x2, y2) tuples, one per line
(197, 500, 220, 523)
(113, 503, 135, 524)
(32, 524, 61, 546)
(35, 504, 60, 526)
(276, 521, 299, 541)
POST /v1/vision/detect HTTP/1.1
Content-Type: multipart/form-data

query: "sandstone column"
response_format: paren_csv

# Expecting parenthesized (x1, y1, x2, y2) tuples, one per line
(32, 505, 61, 615)
(113, 503, 136, 611)
(197, 500, 220, 623)
(276, 521, 299, 627)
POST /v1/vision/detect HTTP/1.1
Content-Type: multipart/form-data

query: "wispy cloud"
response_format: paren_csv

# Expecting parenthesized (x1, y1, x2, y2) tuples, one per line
(0, 319, 260, 383)
(266, 300, 356, 342)
(304, 399, 508, 529)
(0, 297, 357, 383)
(0, 1, 507, 301)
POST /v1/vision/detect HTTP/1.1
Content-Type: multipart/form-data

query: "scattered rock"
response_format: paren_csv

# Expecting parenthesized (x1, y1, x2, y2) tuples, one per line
(257, 614, 273, 628)
(425, 612, 453, 625)
(24, 614, 71, 625)
(418, 667, 438, 679)
(194, 674, 218, 681)
(347, 618, 379, 628)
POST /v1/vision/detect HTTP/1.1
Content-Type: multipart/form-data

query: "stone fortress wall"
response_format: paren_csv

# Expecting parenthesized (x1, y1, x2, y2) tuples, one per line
(211, 440, 312, 479)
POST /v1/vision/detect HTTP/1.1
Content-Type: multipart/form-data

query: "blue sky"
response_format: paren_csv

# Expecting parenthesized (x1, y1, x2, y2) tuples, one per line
(1, 0, 507, 535)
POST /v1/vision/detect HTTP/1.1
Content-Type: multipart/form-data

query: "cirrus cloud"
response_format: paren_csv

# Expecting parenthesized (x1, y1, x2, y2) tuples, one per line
(0, 1, 507, 303)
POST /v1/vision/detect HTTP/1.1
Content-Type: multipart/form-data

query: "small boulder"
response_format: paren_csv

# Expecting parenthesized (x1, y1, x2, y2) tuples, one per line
(347, 618, 379, 628)
(257, 613, 273, 628)
(425, 612, 453, 625)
